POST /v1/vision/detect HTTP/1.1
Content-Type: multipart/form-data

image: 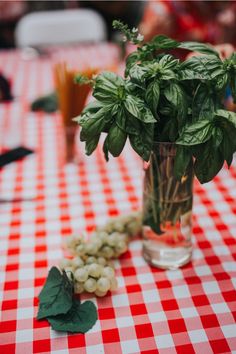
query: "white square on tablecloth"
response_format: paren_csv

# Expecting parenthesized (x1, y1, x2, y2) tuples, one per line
(137, 272, 155, 285)
(142, 289, 160, 303)
(166, 269, 183, 281)
(173, 285, 191, 299)
(195, 265, 212, 276)
(223, 262, 236, 272)
(116, 316, 134, 328)
(86, 344, 104, 354)
(17, 307, 34, 320)
(15, 329, 33, 343)
(46, 250, 62, 260)
(188, 329, 208, 343)
(154, 333, 175, 349)
(20, 236, 35, 248)
(148, 311, 167, 323)
(213, 245, 230, 256)
(202, 281, 220, 295)
(121, 339, 140, 354)
(0, 240, 8, 250)
(18, 268, 34, 281)
(221, 324, 236, 338)
(112, 293, 130, 308)
(180, 307, 198, 319)
(18, 287, 35, 299)
(129, 240, 141, 251)
(211, 302, 230, 314)
(19, 252, 35, 264)
(20, 223, 36, 235)
(132, 256, 147, 268)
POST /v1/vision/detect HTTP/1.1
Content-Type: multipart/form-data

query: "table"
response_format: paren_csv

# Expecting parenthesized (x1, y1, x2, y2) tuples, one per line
(0, 45, 236, 354)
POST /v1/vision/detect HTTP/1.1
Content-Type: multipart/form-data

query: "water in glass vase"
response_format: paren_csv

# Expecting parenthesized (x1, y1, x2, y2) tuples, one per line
(142, 143, 194, 270)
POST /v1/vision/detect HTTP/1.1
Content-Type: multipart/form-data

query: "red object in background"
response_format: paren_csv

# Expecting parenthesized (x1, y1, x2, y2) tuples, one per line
(140, 0, 236, 46)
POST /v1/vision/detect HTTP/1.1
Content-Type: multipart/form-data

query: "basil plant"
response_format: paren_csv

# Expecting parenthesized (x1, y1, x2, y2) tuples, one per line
(74, 21, 236, 184)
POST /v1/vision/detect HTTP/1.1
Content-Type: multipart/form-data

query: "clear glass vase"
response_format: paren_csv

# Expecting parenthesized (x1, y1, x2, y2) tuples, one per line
(142, 142, 194, 269)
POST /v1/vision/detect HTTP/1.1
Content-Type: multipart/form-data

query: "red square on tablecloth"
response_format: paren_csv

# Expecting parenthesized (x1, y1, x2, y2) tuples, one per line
(135, 323, 154, 338)
(102, 328, 120, 343)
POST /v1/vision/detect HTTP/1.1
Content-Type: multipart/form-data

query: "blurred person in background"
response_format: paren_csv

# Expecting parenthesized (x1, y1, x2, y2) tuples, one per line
(79, 1, 145, 40)
(0, 1, 26, 48)
(0, 0, 146, 48)
(140, 1, 236, 48)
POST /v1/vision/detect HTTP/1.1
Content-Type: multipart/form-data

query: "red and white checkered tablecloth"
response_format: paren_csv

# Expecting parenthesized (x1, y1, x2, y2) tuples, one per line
(0, 45, 236, 354)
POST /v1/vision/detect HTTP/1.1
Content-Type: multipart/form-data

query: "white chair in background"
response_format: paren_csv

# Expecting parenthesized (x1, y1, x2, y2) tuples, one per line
(15, 9, 107, 47)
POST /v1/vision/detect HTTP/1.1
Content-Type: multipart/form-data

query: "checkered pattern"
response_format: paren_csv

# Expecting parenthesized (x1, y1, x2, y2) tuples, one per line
(0, 46, 236, 354)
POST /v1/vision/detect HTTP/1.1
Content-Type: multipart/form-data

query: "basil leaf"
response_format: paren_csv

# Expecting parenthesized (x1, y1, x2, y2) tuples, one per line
(129, 64, 147, 83)
(177, 120, 213, 145)
(181, 56, 221, 80)
(178, 68, 205, 81)
(81, 101, 104, 115)
(215, 111, 236, 166)
(37, 267, 73, 320)
(192, 84, 216, 121)
(194, 142, 224, 183)
(103, 136, 109, 161)
(107, 123, 127, 157)
(164, 83, 187, 124)
(179, 41, 219, 57)
(129, 123, 154, 161)
(125, 51, 140, 76)
(124, 95, 156, 123)
(85, 135, 100, 155)
(215, 73, 229, 90)
(47, 299, 97, 333)
(115, 106, 126, 131)
(145, 80, 160, 115)
(220, 128, 236, 167)
(158, 55, 179, 70)
(215, 109, 236, 128)
(125, 112, 141, 135)
(94, 72, 125, 103)
(161, 69, 176, 80)
(79, 106, 112, 139)
(212, 126, 223, 148)
(151, 35, 179, 49)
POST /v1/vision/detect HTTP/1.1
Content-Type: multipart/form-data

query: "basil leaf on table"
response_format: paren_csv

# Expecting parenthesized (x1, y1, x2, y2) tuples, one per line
(37, 267, 73, 320)
(47, 299, 98, 333)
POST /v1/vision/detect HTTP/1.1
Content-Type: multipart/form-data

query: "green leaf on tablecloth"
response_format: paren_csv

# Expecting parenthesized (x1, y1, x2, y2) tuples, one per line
(47, 299, 98, 333)
(37, 267, 74, 320)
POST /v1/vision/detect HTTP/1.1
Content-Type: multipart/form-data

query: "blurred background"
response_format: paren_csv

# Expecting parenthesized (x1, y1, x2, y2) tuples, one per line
(0, 0, 236, 49)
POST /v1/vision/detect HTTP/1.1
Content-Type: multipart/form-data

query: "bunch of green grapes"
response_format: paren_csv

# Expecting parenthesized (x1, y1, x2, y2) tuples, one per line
(60, 211, 141, 297)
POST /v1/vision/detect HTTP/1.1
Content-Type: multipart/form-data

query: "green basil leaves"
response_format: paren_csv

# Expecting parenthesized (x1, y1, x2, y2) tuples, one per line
(37, 267, 97, 333)
(74, 22, 236, 184)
